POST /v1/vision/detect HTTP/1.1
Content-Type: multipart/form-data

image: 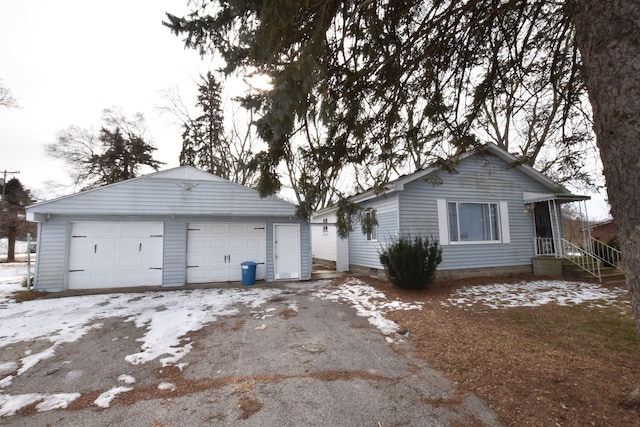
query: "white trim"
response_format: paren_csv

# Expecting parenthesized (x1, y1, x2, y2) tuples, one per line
(436, 199, 449, 245)
(273, 223, 301, 280)
(499, 201, 511, 244)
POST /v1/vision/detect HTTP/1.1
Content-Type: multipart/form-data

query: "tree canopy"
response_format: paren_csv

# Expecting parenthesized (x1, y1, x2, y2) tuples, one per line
(165, 0, 597, 204)
(164, 1, 640, 352)
(45, 109, 164, 190)
(0, 178, 35, 262)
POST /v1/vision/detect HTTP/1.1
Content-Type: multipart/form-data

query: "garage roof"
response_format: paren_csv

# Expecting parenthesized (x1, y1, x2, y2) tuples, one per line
(27, 166, 298, 220)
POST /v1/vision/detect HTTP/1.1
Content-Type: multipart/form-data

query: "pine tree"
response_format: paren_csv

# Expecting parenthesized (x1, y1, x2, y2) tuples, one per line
(0, 178, 35, 262)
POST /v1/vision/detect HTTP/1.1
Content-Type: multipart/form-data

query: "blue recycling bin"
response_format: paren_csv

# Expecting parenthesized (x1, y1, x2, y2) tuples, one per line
(241, 261, 257, 286)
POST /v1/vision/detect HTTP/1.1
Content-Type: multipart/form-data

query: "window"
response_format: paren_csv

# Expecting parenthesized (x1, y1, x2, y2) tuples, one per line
(322, 218, 328, 234)
(363, 209, 378, 241)
(448, 202, 499, 242)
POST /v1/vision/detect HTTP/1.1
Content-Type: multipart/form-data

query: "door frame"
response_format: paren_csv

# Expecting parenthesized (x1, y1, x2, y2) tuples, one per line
(273, 223, 301, 280)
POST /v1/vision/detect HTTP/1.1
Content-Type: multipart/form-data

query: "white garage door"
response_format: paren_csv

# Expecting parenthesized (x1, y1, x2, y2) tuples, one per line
(186, 222, 266, 283)
(68, 222, 164, 289)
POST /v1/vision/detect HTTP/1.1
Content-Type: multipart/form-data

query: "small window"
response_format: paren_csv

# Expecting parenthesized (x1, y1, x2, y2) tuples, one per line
(364, 209, 378, 241)
(322, 218, 328, 234)
(448, 202, 499, 242)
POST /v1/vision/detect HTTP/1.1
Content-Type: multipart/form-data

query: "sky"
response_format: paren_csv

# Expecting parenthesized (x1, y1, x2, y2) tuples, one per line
(0, 262, 630, 415)
(0, 0, 210, 199)
(0, 1, 612, 219)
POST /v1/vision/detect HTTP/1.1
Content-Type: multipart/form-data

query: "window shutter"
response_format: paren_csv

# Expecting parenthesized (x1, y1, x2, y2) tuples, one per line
(499, 201, 511, 244)
(436, 199, 449, 245)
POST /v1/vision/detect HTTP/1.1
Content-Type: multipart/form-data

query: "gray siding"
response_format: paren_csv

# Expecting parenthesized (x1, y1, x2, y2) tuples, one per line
(397, 154, 552, 271)
(348, 196, 399, 269)
(348, 153, 560, 272)
(28, 169, 296, 218)
(33, 214, 310, 291)
(33, 218, 68, 292)
(163, 220, 186, 287)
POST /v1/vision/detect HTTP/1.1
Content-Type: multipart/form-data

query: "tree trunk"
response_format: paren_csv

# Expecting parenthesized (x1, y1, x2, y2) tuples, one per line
(7, 229, 16, 263)
(570, 0, 640, 337)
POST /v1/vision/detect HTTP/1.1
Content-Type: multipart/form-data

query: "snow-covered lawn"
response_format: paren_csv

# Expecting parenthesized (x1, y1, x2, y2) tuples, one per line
(442, 280, 630, 310)
(0, 263, 630, 417)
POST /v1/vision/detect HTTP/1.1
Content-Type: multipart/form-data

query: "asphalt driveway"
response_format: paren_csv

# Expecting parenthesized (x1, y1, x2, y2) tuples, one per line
(0, 278, 501, 426)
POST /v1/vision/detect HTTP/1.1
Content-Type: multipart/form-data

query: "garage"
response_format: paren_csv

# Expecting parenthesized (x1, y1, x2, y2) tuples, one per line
(186, 222, 266, 283)
(27, 166, 311, 292)
(68, 221, 164, 289)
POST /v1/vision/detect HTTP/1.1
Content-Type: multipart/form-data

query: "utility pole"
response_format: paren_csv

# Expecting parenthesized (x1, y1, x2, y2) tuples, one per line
(1, 170, 20, 201)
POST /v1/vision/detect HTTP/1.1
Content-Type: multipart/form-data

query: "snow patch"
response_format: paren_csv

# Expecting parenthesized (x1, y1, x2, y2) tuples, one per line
(0, 392, 80, 416)
(158, 382, 176, 391)
(94, 386, 133, 408)
(313, 278, 423, 336)
(117, 374, 136, 384)
(442, 280, 630, 309)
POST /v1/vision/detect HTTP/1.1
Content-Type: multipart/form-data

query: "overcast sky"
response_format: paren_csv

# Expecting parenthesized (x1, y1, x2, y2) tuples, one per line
(0, 1, 611, 219)
(0, 0, 211, 199)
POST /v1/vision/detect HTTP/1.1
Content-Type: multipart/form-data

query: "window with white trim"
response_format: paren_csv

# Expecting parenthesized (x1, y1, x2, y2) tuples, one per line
(364, 209, 378, 241)
(447, 202, 500, 242)
(322, 218, 328, 234)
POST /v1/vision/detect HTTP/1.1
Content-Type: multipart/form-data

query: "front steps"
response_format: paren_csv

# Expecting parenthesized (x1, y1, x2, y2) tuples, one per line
(533, 257, 625, 282)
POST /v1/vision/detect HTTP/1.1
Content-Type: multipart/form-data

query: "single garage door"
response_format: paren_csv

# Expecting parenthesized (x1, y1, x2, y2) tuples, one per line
(68, 221, 164, 289)
(186, 222, 266, 283)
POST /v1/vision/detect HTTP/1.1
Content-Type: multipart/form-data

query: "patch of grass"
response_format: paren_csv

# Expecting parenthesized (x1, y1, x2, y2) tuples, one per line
(11, 290, 45, 303)
(490, 304, 637, 356)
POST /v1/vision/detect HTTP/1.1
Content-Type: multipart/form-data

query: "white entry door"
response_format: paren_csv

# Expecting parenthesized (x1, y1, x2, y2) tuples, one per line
(186, 222, 266, 283)
(274, 224, 300, 280)
(68, 221, 164, 289)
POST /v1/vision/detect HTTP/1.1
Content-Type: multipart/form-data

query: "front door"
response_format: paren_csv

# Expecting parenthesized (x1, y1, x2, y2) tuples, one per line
(533, 202, 555, 255)
(274, 224, 300, 280)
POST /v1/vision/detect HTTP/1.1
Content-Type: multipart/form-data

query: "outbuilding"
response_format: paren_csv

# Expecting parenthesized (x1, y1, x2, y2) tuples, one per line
(26, 166, 311, 291)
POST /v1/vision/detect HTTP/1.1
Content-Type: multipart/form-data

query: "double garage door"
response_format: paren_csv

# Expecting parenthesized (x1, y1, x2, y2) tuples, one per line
(186, 222, 266, 283)
(67, 221, 269, 289)
(68, 222, 164, 290)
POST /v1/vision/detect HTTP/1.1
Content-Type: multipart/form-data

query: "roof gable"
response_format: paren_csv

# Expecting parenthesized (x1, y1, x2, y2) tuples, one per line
(27, 166, 297, 219)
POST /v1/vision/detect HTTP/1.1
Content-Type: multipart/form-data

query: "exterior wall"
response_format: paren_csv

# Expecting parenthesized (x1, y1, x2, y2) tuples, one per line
(348, 195, 399, 269)
(34, 214, 310, 292)
(397, 154, 551, 272)
(347, 153, 558, 274)
(28, 169, 296, 218)
(33, 218, 68, 292)
(310, 211, 337, 262)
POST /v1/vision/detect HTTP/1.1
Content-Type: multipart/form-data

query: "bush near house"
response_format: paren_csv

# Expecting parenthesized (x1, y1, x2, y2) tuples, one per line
(379, 235, 442, 290)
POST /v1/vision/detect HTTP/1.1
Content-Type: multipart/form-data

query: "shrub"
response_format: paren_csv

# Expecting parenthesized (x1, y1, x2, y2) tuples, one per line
(379, 235, 442, 290)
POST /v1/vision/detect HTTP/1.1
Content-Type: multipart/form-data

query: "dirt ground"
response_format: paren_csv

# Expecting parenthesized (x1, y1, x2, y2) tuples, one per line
(355, 275, 640, 426)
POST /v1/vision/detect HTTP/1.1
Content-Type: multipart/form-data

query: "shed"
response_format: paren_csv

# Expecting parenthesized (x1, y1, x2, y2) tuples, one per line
(26, 166, 311, 291)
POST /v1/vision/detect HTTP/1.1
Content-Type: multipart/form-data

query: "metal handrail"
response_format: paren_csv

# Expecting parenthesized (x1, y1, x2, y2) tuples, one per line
(561, 238, 601, 280)
(535, 237, 602, 280)
(587, 236, 621, 269)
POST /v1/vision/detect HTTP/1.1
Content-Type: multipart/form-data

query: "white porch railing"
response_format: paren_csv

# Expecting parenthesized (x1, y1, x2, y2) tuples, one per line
(587, 237, 621, 269)
(535, 237, 603, 280)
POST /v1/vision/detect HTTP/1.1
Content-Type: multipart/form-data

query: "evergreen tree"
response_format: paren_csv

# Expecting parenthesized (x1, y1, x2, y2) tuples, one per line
(180, 72, 231, 178)
(163, 2, 640, 351)
(0, 178, 35, 262)
(46, 109, 165, 190)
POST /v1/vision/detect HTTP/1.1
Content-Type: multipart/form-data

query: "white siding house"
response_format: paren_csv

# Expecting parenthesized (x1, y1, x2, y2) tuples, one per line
(312, 143, 588, 279)
(26, 166, 311, 292)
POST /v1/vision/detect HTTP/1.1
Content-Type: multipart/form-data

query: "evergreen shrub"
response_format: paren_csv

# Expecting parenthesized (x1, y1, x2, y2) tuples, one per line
(379, 235, 442, 290)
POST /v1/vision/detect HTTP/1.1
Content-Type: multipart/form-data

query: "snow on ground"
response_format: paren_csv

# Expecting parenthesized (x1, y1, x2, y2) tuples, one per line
(442, 280, 630, 310)
(313, 277, 424, 336)
(0, 263, 630, 416)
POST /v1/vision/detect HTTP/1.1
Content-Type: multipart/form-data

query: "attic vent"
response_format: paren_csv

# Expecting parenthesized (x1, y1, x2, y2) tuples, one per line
(177, 182, 199, 191)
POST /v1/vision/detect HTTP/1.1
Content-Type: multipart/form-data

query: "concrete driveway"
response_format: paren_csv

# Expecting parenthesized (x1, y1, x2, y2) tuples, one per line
(0, 279, 500, 426)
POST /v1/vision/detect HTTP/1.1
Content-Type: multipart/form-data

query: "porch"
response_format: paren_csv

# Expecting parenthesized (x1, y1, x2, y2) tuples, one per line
(527, 192, 624, 282)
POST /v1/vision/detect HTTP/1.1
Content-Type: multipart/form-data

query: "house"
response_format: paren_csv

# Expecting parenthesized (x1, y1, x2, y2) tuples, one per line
(586, 219, 617, 245)
(26, 166, 311, 292)
(312, 143, 590, 280)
